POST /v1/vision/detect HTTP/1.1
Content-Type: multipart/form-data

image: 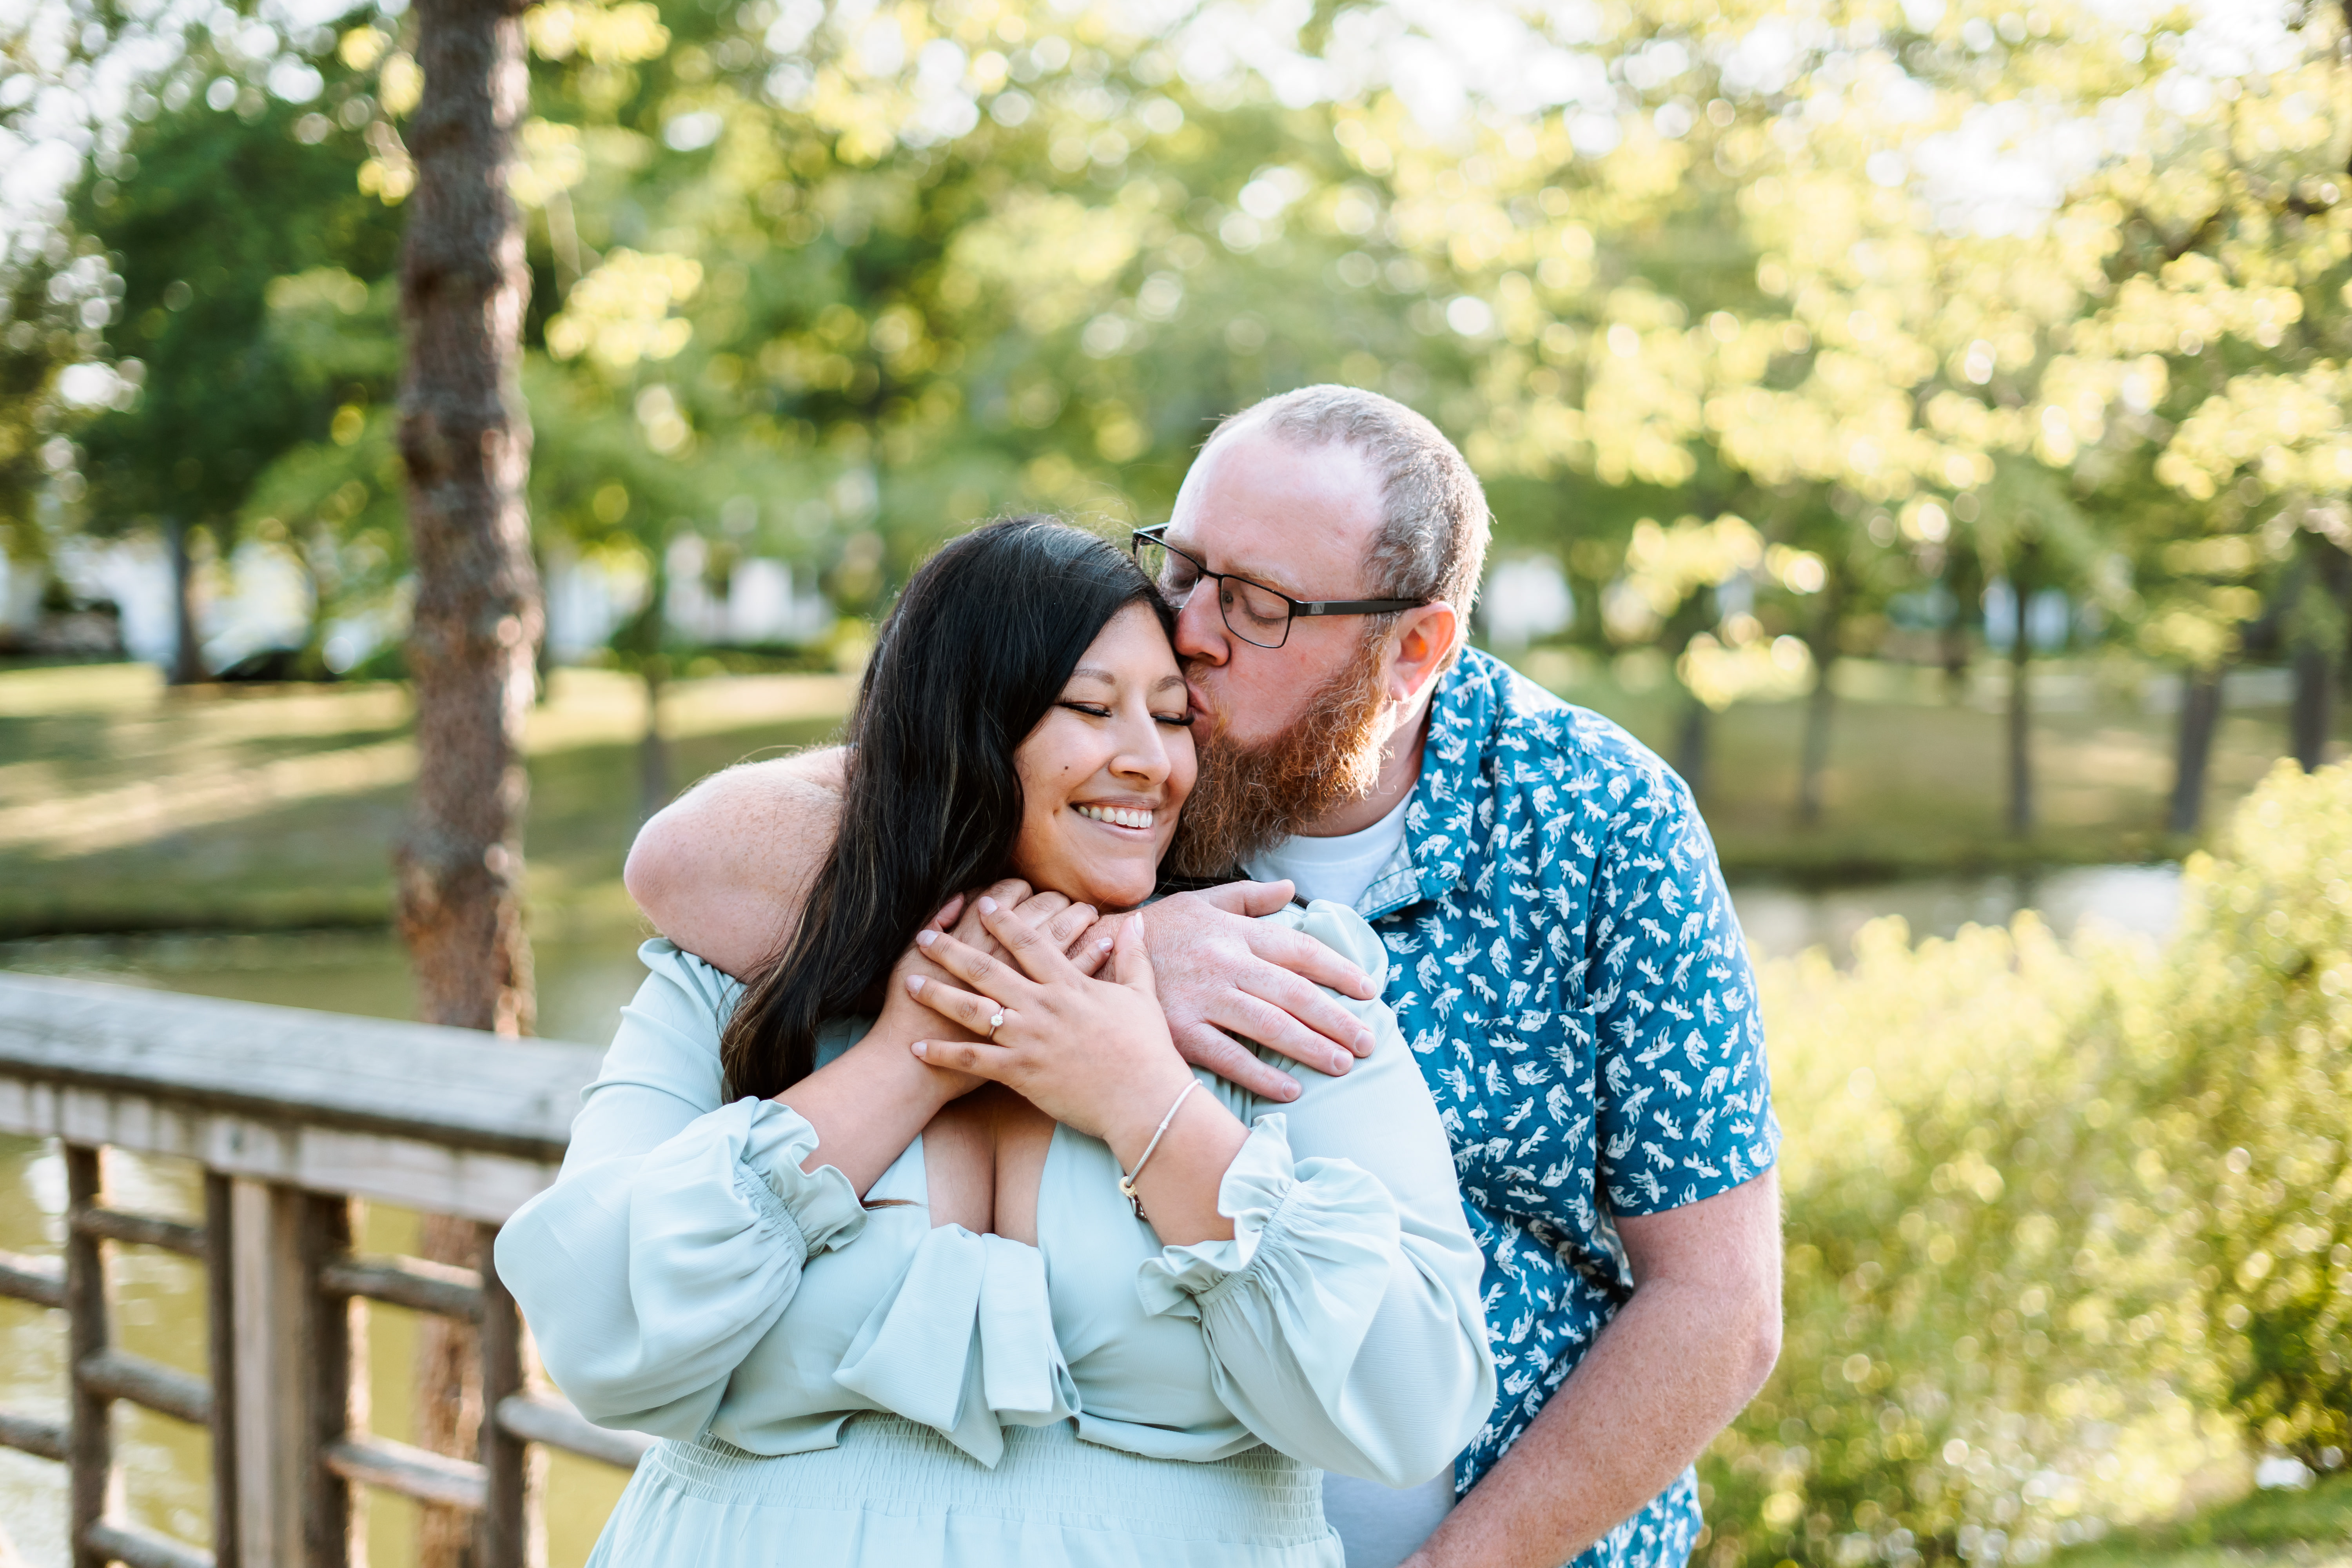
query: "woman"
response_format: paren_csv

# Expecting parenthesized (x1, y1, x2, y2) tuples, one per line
(496, 519, 1492, 1566)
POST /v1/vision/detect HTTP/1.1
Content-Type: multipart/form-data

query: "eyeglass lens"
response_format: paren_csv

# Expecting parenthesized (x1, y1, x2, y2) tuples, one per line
(1134, 537, 1292, 648)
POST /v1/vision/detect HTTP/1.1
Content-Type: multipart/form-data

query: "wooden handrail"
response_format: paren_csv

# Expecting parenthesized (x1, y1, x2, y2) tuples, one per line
(0, 972, 636, 1568)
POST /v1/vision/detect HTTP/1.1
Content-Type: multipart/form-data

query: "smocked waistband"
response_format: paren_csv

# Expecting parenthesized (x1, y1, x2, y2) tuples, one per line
(642, 1414, 1328, 1544)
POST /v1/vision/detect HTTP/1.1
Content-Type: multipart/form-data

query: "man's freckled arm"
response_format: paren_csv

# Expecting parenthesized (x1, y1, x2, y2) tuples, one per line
(623, 749, 846, 981)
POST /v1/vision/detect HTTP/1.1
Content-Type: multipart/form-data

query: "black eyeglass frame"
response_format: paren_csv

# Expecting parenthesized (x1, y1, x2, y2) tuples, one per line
(1127, 525, 1426, 650)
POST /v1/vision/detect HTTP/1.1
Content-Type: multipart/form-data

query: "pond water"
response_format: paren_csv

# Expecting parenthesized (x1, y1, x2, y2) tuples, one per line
(0, 864, 2183, 1565)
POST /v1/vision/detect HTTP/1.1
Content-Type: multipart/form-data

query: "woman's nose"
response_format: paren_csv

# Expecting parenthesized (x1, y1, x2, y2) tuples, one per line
(1111, 717, 1172, 785)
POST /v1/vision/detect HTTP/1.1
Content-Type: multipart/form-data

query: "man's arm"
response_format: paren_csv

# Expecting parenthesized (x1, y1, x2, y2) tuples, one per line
(1407, 1171, 1782, 1568)
(624, 750, 846, 979)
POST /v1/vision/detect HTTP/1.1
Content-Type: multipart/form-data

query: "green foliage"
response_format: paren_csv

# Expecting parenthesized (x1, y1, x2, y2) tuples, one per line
(1709, 761, 2352, 1566)
(2153, 763, 2352, 1465)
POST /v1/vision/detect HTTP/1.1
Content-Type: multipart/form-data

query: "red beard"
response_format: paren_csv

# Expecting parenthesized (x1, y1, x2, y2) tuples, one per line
(1168, 632, 1392, 880)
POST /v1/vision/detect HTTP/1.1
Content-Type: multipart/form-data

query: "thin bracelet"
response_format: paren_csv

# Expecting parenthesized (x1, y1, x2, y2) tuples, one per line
(1117, 1079, 1200, 1222)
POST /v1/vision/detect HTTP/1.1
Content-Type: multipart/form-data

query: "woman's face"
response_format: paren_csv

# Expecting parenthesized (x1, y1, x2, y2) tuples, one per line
(1009, 602, 1197, 910)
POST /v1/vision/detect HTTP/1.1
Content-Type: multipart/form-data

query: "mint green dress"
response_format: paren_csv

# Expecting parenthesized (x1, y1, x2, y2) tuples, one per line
(495, 902, 1494, 1567)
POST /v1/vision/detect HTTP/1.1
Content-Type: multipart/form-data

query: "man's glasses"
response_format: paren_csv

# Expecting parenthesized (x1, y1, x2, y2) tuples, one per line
(1128, 525, 1425, 650)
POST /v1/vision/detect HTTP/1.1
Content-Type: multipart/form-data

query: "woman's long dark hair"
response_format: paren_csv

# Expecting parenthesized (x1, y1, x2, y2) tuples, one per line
(720, 517, 1176, 1100)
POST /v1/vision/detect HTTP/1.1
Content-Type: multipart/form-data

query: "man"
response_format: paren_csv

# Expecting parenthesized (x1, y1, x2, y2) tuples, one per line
(626, 385, 1782, 1568)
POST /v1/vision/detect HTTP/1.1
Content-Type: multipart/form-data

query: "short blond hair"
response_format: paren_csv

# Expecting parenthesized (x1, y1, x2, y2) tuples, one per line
(1207, 384, 1492, 617)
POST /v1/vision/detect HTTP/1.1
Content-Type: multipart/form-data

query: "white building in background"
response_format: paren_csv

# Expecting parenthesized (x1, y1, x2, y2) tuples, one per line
(1480, 555, 1575, 651)
(660, 535, 833, 647)
(7, 535, 831, 673)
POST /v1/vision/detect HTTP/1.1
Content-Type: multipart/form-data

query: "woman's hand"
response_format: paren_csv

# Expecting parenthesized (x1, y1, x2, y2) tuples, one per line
(905, 898, 1250, 1244)
(771, 883, 1101, 1196)
(856, 882, 1105, 1097)
(904, 900, 1193, 1149)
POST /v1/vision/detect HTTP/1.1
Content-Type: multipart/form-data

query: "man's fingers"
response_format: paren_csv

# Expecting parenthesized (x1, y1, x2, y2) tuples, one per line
(913, 931, 1038, 1005)
(1169, 1021, 1300, 1102)
(1211, 989, 1354, 1077)
(1247, 924, 1379, 1003)
(1240, 966, 1378, 1058)
(1191, 879, 1295, 918)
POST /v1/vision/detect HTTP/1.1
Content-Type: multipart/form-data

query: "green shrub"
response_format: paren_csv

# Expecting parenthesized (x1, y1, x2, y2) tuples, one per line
(1701, 759, 2352, 1567)
(2148, 761, 2352, 1468)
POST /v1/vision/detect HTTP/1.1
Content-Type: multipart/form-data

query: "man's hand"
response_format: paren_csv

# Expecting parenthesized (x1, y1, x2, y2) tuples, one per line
(1108, 880, 1380, 1102)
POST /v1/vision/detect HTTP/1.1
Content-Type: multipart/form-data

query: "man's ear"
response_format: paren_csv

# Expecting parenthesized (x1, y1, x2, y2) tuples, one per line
(1383, 602, 1460, 704)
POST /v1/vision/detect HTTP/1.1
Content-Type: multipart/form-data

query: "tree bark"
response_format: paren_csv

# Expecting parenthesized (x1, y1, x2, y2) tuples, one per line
(2006, 549, 2036, 838)
(2288, 536, 2349, 772)
(391, 3, 541, 1563)
(641, 659, 670, 821)
(1797, 652, 1835, 828)
(164, 516, 207, 684)
(1674, 695, 1708, 802)
(2168, 666, 2224, 837)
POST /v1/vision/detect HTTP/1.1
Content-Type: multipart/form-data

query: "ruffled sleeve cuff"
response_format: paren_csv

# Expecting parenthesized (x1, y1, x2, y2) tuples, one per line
(630, 1097, 866, 1281)
(728, 1097, 867, 1254)
(1134, 1114, 1399, 1323)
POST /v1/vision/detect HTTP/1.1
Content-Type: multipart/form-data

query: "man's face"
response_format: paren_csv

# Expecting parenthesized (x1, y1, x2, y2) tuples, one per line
(1163, 429, 1387, 746)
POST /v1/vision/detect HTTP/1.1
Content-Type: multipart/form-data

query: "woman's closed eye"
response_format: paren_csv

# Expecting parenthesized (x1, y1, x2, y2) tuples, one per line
(1055, 700, 1193, 728)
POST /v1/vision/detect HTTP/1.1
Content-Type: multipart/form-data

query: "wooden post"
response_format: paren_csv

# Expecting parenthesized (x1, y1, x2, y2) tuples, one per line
(205, 1172, 240, 1568)
(64, 1145, 111, 1568)
(300, 1194, 360, 1568)
(233, 1180, 361, 1568)
(476, 1222, 542, 1568)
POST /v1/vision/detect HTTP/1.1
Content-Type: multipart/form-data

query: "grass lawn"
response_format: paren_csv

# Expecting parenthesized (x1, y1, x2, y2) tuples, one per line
(1527, 650, 2330, 880)
(2049, 1470, 2352, 1567)
(0, 661, 852, 938)
(0, 651, 2337, 937)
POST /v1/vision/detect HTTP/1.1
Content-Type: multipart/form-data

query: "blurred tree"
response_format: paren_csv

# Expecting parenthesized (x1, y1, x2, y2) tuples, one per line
(389, 2, 546, 1561)
(67, 39, 400, 681)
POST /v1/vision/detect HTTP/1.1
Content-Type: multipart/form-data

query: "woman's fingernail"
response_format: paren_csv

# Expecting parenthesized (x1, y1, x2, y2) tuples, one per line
(1356, 1030, 1375, 1054)
(907, 975, 925, 993)
(1098, 938, 1114, 952)
(915, 929, 936, 948)
(978, 896, 998, 915)
(1330, 1053, 1348, 1074)
(911, 1041, 927, 1058)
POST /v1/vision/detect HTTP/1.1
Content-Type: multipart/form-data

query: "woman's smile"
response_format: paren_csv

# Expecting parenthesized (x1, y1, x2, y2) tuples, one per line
(1071, 802, 1159, 832)
(1009, 602, 1197, 910)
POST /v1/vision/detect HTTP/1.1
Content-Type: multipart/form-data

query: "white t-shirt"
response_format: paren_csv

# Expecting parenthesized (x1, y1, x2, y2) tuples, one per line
(1248, 789, 1457, 1564)
(1243, 791, 1412, 912)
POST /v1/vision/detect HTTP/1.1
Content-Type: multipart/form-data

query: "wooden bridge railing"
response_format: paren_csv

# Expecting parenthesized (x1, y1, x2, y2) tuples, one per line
(0, 972, 651, 1568)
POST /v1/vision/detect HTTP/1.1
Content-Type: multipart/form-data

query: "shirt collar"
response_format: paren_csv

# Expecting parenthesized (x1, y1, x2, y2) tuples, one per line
(1358, 649, 1511, 922)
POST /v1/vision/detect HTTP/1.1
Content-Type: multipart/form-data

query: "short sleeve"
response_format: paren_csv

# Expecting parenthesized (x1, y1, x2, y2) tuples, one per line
(1588, 770, 1780, 1215)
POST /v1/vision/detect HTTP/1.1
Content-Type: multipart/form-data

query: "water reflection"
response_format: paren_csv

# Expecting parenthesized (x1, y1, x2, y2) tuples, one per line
(0, 865, 2187, 1564)
(1728, 863, 2183, 964)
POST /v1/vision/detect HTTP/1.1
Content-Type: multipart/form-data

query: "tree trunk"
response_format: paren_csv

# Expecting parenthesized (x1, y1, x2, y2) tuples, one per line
(2168, 666, 2224, 837)
(1797, 651, 1835, 828)
(2288, 537, 2350, 771)
(641, 659, 670, 821)
(2006, 550, 2036, 838)
(1675, 696, 1708, 801)
(391, 3, 541, 1563)
(164, 516, 207, 684)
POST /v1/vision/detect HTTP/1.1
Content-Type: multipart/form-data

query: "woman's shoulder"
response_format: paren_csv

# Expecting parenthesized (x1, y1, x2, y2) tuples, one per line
(1252, 900, 1390, 993)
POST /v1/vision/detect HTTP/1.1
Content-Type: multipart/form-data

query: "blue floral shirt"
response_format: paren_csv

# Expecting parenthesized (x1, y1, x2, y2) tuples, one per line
(1354, 650, 1780, 1568)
